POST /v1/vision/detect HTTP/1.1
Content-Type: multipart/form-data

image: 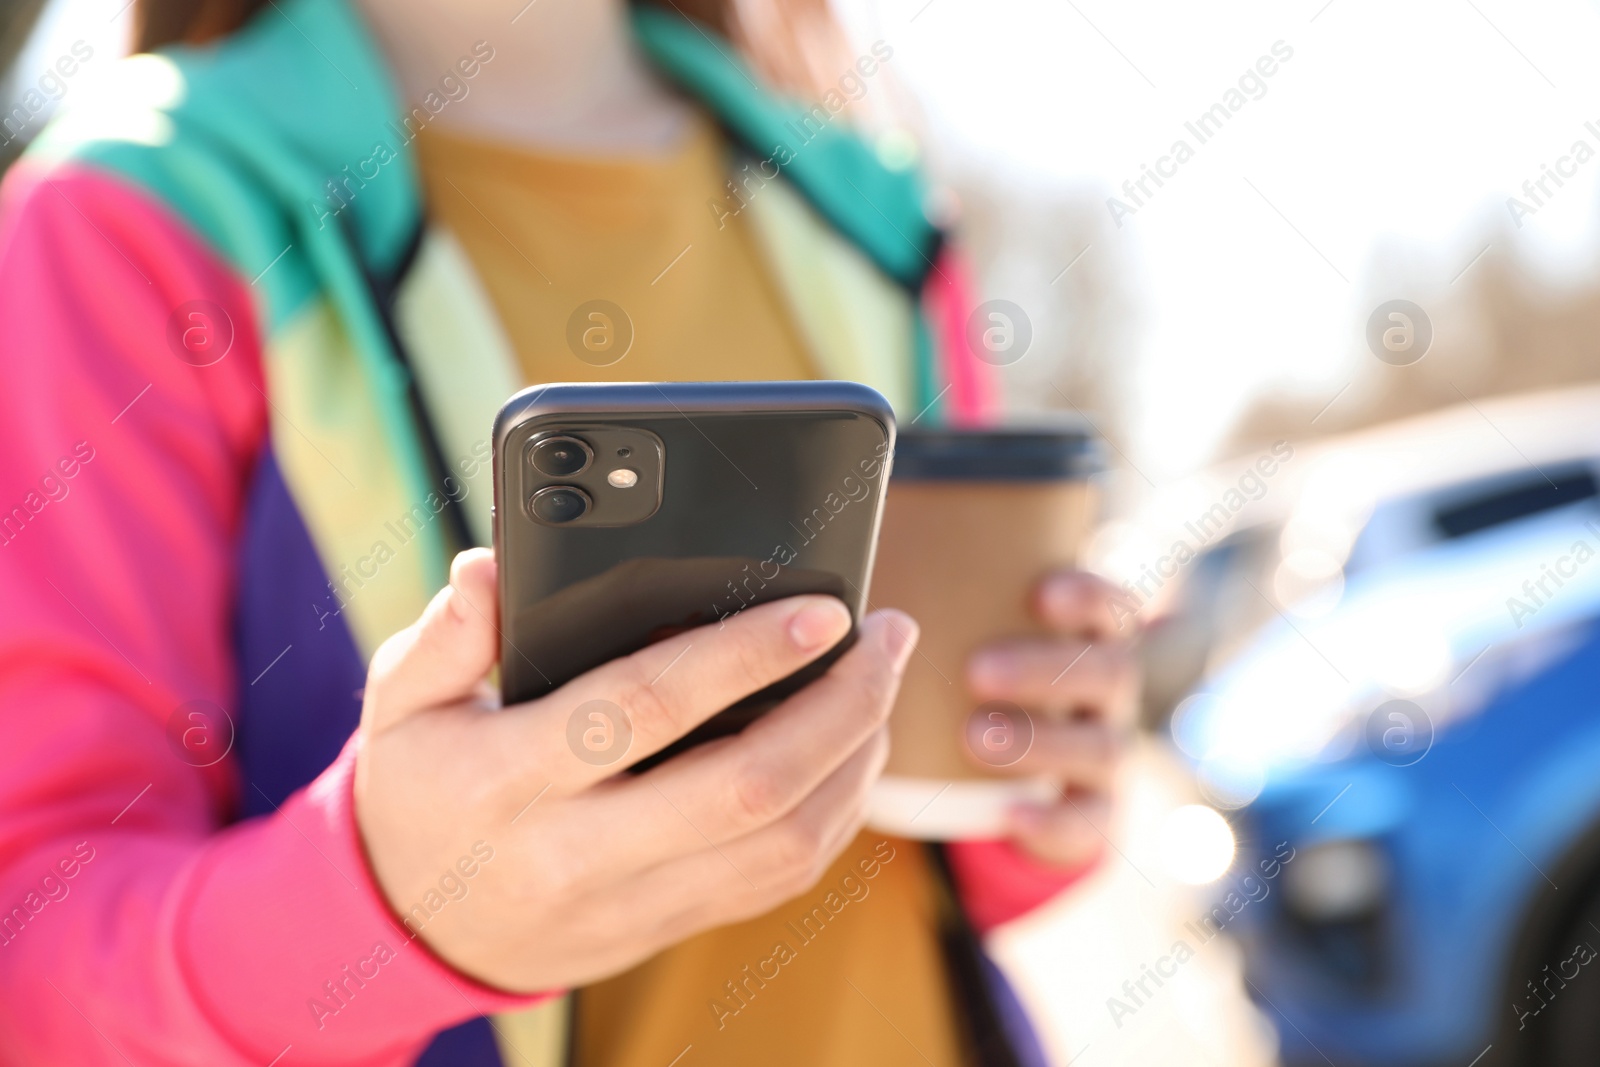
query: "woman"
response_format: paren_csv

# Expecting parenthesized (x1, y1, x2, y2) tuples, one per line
(0, 0, 1136, 1063)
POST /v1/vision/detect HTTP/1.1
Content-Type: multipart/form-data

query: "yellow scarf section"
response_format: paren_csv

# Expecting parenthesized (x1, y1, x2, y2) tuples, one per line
(417, 116, 813, 385)
(415, 120, 966, 1067)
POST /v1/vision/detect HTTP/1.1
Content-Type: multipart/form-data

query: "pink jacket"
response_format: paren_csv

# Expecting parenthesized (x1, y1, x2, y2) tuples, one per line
(0, 160, 1078, 1065)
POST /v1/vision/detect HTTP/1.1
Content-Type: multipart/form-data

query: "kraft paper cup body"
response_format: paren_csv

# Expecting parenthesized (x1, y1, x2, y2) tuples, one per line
(864, 424, 1100, 841)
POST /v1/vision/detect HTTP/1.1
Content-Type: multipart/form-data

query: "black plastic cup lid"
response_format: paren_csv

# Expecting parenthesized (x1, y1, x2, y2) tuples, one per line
(891, 420, 1103, 482)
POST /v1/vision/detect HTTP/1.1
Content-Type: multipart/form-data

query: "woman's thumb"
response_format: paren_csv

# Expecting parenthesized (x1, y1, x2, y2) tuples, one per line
(361, 548, 500, 733)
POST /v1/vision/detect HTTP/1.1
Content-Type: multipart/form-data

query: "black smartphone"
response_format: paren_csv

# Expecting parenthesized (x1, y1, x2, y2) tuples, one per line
(492, 381, 895, 764)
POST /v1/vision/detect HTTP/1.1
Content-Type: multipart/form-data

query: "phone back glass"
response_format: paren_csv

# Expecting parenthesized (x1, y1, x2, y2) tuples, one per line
(494, 382, 894, 754)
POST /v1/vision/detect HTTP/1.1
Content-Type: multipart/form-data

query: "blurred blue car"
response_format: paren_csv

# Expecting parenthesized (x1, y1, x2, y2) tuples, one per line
(1175, 461, 1600, 1066)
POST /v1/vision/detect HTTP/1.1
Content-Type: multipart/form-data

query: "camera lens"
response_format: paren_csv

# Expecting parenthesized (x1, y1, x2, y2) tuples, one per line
(530, 435, 592, 477)
(530, 486, 591, 524)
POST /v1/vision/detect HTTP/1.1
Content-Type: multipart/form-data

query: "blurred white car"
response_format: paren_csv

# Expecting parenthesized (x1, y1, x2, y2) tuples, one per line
(1118, 384, 1600, 723)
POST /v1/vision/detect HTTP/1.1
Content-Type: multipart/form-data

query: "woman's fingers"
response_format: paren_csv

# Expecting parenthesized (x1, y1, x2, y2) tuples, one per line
(959, 570, 1140, 869)
(568, 611, 915, 871)
(565, 728, 891, 974)
(362, 549, 500, 734)
(1034, 569, 1134, 640)
(1008, 790, 1111, 868)
(967, 638, 1137, 719)
(493, 594, 854, 795)
(973, 717, 1122, 789)
(709, 725, 888, 902)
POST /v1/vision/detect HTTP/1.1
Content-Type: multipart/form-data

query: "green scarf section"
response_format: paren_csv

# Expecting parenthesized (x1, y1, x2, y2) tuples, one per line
(631, 6, 947, 416)
(630, 6, 939, 291)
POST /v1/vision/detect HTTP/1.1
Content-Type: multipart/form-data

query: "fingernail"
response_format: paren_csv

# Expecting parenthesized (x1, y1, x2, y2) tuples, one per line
(877, 611, 919, 672)
(788, 598, 851, 652)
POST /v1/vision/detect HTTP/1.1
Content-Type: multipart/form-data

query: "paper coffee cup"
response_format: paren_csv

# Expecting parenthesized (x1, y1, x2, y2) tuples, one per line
(865, 423, 1101, 840)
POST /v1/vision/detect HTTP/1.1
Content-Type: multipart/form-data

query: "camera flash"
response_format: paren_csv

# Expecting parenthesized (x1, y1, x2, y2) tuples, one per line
(607, 468, 639, 489)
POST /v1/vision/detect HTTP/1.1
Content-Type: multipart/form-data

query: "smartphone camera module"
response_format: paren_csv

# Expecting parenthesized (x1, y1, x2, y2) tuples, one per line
(516, 424, 663, 527)
(530, 485, 591, 524)
(530, 435, 593, 477)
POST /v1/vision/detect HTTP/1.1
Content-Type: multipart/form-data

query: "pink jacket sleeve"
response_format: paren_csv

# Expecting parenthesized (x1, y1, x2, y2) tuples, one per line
(0, 163, 540, 1065)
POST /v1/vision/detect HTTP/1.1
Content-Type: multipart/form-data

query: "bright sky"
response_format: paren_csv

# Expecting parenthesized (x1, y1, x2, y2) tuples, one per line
(852, 0, 1600, 479)
(2, 0, 129, 104)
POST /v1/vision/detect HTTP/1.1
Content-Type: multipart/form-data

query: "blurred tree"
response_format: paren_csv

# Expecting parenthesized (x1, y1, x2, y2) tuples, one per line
(1, 0, 53, 173)
(948, 176, 1137, 441)
(1225, 220, 1600, 452)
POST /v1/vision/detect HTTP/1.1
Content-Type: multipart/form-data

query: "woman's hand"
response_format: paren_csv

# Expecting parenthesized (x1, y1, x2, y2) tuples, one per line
(354, 548, 916, 993)
(964, 570, 1139, 867)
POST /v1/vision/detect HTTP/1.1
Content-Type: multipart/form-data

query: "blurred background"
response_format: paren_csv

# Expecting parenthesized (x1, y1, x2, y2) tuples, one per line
(860, 1, 1600, 1064)
(11, 0, 1600, 1063)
